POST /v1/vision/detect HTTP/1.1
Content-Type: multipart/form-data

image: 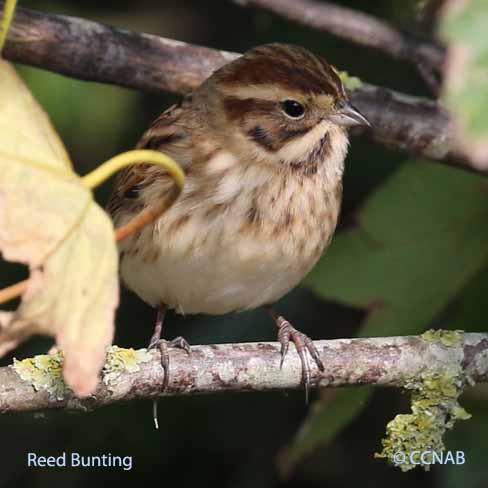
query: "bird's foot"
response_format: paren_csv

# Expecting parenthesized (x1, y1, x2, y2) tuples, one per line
(274, 315, 324, 401)
(148, 336, 191, 390)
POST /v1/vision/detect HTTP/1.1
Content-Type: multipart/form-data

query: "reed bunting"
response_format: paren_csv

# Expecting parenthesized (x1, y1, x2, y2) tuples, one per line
(108, 43, 369, 394)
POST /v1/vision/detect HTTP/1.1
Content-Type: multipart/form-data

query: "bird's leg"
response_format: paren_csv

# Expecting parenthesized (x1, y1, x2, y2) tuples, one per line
(147, 304, 191, 430)
(265, 306, 324, 401)
(148, 304, 191, 390)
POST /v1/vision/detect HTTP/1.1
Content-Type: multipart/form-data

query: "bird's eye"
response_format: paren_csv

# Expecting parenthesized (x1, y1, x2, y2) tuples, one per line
(281, 100, 305, 119)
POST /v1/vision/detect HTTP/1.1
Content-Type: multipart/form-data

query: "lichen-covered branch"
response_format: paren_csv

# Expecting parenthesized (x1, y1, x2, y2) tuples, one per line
(0, 4, 480, 173)
(235, 0, 445, 90)
(0, 333, 487, 414)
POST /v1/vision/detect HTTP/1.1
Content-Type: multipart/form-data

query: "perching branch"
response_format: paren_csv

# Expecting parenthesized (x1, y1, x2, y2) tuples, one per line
(1, 334, 487, 413)
(235, 0, 445, 92)
(0, 4, 479, 173)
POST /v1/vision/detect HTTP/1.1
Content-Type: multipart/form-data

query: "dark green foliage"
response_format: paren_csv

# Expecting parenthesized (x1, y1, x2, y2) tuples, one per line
(1, 1, 487, 487)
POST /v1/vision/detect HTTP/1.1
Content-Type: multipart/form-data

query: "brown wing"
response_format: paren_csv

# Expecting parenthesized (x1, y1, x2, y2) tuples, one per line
(107, 98, 194, 223)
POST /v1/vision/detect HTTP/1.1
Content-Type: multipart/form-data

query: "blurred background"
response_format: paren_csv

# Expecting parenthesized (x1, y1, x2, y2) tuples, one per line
(1, 0, 487, 486)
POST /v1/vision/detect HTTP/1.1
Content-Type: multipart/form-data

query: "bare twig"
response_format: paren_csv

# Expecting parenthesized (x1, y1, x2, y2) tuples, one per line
(1, 334, 487, 413)
(235, 0, 445, 93)
(0, 4, 477, 172)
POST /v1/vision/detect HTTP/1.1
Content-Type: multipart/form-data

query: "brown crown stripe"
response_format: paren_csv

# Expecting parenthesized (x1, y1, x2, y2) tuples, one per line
(217, 44, 344, 98)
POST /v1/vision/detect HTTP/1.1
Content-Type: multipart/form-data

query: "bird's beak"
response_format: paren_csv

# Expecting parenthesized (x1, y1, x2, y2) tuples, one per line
(329, 102, 370, 128)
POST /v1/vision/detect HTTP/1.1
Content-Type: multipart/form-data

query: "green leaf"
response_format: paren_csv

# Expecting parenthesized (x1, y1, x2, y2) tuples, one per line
(306, 160, 488, 338)
(17, 65, 141, 161)
(285, 160, 488, 473)
(279, 388, 372, 476)
(444, 263, 488, 332)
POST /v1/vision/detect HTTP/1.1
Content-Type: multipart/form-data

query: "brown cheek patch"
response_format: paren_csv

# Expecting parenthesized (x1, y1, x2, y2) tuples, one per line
(247, 125, 276, 151)
(278, 126, 311, 143)
(224, 96, 318, 154)
(247, 123, 314, 153)
(224, 97, 283, 152)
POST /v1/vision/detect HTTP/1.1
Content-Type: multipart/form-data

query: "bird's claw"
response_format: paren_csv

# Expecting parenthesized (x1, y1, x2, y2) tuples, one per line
(149, 336, 191, 390)
(275, 316, 324, 402)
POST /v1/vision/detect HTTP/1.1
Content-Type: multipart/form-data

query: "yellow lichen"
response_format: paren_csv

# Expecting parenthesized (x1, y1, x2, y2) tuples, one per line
(421, 329, 464, 347)
(12, 346, 153, 397)
(377, 327, 470, 471)
(102, 346, 152, 388)
(12, 351, 67, 400)
(336, 70, 363, 91)
(375, 369, 471, 472)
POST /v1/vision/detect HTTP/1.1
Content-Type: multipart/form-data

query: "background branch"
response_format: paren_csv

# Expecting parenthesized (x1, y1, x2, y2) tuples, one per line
(0, 4, 478, 173)
(235, 0, 445, 92)
(1, 334, 487, 413)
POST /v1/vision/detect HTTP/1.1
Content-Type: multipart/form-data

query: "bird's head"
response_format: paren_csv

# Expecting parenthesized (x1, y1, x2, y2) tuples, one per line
(196, 43, 369, 172)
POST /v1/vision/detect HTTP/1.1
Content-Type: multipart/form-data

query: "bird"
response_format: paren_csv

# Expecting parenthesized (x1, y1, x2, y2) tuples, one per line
(107, 43, 370, 396)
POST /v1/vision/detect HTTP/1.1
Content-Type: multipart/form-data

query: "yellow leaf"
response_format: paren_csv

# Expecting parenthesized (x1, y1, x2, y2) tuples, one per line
(0, 61, 80, 264)
(0, 60, 118, 396)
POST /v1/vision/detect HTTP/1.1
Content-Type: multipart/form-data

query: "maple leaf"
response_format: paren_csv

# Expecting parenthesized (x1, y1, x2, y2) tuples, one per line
(0, 60, 118, 396)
